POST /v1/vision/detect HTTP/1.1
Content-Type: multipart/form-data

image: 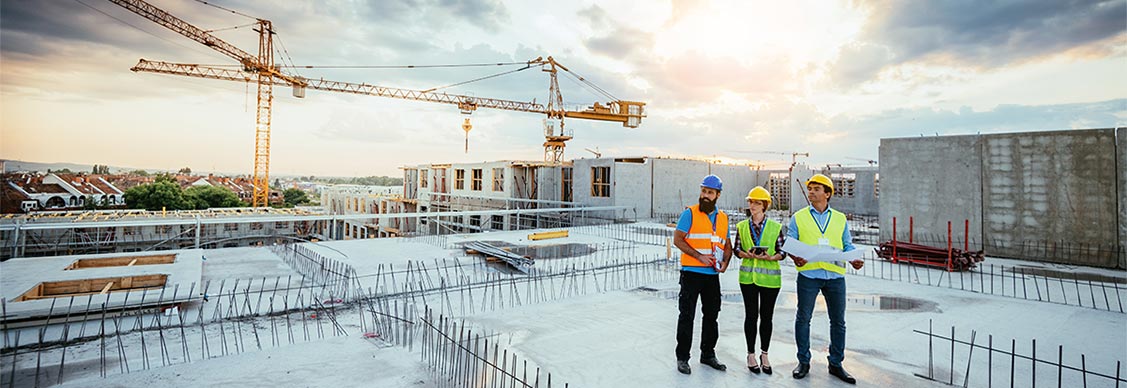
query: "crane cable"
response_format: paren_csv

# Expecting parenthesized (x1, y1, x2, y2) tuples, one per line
(421, 64, 535, 93)
(277, 61, 534, 69)
(193, 0, 259, 20)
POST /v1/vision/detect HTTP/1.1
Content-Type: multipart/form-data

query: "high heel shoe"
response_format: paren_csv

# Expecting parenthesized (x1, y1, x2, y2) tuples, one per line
(759, 352, 772, 375)
(746, 353, 761, 374)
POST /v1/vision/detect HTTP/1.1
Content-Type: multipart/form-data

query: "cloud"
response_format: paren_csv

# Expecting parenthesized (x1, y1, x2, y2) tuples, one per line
(832, 0, 1127, 86)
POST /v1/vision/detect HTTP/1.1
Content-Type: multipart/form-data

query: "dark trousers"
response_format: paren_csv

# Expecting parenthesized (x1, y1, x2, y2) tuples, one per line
(794, 275, 847, 366)
(739, 283, 780, 353)
(675, 271, 721, 361)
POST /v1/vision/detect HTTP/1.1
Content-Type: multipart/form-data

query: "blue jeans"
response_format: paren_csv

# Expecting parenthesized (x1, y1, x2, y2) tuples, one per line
(794, 275, 847, 366)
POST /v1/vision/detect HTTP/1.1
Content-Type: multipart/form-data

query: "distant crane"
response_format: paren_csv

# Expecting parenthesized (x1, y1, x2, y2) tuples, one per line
(845, 157, 878, 166)
(104, 0, 646, 206)
(584, 147, 602, 158)
(729, 150, 809, 171)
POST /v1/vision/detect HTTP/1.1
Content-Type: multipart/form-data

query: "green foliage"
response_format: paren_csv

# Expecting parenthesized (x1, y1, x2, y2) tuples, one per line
(129, 169, 150, 176)
(82, 195, 108, 210)
(282, 188, 309, 207)
(178, 167, 192, 175)
(91, 165, 111, 174)
(47, 168, 74, 174)
(124, 180, 190, 211)
(184, 185, 243, 209)
(124, 175, 244, 211)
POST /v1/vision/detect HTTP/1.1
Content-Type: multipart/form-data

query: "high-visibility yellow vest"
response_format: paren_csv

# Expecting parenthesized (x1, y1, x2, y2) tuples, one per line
(793, 206, 848, 275)
(680, 205, 729, 269)
(736, 218, 782, 288)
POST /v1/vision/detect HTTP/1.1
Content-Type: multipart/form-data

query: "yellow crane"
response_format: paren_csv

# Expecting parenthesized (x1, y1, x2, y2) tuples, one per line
(106, 0, 646, 206)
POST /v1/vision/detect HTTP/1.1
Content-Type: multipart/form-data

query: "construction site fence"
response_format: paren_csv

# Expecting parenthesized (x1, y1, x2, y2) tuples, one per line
(844, 250, 1126, 313)
(1, 250, 678, 387)
(914, 319, 1125, 388)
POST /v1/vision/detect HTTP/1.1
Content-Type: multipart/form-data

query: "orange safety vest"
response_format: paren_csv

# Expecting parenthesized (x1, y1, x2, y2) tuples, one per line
(680, 205, 729, 268)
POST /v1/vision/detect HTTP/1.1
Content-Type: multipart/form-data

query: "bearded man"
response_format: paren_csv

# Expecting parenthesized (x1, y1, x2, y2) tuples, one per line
(672, 174, 733, 375)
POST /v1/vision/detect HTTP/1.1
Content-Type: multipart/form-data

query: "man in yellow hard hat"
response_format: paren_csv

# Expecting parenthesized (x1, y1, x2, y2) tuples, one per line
(788, 173, 864, 384)
(732, 186, 786, 375)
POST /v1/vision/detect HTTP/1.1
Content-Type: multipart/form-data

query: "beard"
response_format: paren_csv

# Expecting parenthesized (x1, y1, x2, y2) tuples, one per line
(698, 197, 716, 214)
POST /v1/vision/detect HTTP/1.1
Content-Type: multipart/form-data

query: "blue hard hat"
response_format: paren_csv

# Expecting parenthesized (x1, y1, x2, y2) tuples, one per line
(701, 174, 723, 191)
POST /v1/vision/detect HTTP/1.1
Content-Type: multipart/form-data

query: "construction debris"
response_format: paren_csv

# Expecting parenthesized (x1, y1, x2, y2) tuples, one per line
(875, 241, 985, 271)
(463, 241, 534, 273)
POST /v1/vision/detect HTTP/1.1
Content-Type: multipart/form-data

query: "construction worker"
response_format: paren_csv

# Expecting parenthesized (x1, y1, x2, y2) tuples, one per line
(788, 173, 864, 384)
(732, 186, 785, 375)
(672, 174, 732, 375)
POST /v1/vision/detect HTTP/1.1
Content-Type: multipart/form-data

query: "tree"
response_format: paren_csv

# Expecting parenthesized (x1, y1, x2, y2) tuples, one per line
(283, 188, 309, 207)
(178, 167, 192, 175)
(184, 185, 243, 209)
(129, 169, 150, 176)
(124, 180, 190, 211)
(91, 164, 110, 174)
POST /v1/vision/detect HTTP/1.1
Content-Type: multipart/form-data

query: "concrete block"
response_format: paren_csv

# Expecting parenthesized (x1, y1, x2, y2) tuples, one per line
(982, 129, 1118, 267)
(1119, 127, 1126, 269)
(878, 135, 983, 247)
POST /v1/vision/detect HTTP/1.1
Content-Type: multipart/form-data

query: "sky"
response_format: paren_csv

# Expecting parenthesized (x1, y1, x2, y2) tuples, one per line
(2, 0, 1125, 177)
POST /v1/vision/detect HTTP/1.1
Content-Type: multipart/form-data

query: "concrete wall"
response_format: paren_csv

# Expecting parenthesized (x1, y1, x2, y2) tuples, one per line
(791, 165, 815, 212)
(613, 160, 652, 219)
(710, 164, 759, 211)
(1119, 128, 1126, 269)
(536, 166, 563, 202)
(879, 135, 984, 246)
(572, 158, 615, 208)
(881, 129, 1123, 268)
(982, 129, 1118, 267)
(650, 158, 710, 217)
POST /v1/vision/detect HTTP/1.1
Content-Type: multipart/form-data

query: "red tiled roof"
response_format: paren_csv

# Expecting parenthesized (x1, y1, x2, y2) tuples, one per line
(1, 182, 32, 213)
(53, 174, 101, 195)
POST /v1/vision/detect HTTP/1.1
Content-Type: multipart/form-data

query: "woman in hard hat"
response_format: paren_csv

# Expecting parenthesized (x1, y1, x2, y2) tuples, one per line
(732, 186, 786, 374)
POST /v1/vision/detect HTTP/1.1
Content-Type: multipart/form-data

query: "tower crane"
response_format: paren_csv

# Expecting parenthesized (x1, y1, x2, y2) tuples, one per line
(844, 157, 878, 166)
(105, 0, 646, 206)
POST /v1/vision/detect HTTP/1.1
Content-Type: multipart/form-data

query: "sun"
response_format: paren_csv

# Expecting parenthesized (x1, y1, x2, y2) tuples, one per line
(652, 0, 866, 70)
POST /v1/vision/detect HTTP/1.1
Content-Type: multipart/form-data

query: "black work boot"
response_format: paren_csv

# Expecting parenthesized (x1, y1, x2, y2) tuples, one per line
(829, 365, 856, 384)
(676, 360, 691, 375)
(701, 356, 727, 371)
(792, 363, 810, 379)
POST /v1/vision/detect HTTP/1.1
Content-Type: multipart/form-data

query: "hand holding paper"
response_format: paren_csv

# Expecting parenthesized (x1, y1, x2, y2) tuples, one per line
(782, 237, 865, 263)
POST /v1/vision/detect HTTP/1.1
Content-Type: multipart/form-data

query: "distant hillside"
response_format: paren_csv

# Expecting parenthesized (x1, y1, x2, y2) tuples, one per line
(1, 159, 401, 183)
(1, 160, 147, 174)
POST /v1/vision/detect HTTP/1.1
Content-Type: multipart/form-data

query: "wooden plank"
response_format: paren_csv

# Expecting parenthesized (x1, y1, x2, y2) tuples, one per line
(99, 282, 114, 295)
(127, 259, 138, 266)
(528, 230, 569, 241)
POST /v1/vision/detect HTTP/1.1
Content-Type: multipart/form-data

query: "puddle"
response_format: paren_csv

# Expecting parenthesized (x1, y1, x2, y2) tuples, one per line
(1008, 267, 1125, 284)
(634, 288, 935, 312)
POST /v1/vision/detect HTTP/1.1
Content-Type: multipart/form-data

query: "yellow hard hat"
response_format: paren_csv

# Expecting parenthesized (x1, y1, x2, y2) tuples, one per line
(805, 173, 835, 195)
(746, 186, 772, 207)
